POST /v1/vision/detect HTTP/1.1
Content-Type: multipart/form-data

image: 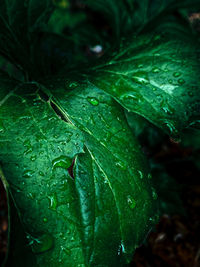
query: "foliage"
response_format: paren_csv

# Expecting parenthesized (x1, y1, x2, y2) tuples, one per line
(0, 0, 200, 266)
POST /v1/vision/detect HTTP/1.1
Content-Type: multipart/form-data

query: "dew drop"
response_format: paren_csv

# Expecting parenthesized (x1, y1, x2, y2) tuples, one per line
(173, 72, 181, 78)
(23, 170, 34, 178)
(116, 161, 127, 170)
(29, 233, 54, 254)
(48, 193, 58, 211)
(152, 67, 160, 73)
(87, 97, 99, 106)
(0, 121, 5, 133)
(43, 217, 48, 223)
(30, 155, 36, 161)
(52, 155, 72, 169)
(133, 72, 149, 85)
(162, 121, 178, 136)
(118, 241, 126, 256)
(138, 170, 144, 179)
(23, 140, 33, 155)
(127, 195, 136, 209)
(178, 78, 185, 85)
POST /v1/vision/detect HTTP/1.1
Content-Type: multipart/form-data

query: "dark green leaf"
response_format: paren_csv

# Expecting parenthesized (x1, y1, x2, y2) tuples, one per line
(0, 0, 54, 74)
(0, 77, 157, 266)
(89, 26, 200, 136)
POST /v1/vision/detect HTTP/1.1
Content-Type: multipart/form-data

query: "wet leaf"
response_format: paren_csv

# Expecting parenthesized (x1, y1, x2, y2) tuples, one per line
(0, 76, 157, 266)
(89, 26, 200, 136)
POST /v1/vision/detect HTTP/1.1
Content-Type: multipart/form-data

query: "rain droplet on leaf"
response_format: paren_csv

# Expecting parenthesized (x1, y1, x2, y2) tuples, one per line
(30, 233, 54, 254)
(0, 121, 5, 133)
(43, 217, 48, 223)
(48, 193, 58, 211)
(52, 155, 72, 169)
(173, 72, 181, 78)
(138, 170, 144, 179)
(87, 97, 99, 106)
(178, 78, 185, 85)
(23, 170, 34, 178)
(116, 161, 127, 170)
(127, 196, 136, 209)
(152, 67, 160, 73)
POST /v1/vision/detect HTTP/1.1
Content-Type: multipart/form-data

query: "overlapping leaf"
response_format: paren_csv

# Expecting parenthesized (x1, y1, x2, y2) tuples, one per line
(0, 75, 157, 266)
(88, 26, 200, 136)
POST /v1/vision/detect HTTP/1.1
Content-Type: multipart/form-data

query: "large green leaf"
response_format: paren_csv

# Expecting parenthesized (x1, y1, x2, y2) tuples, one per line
(88, 26, 200, 136)
(0, 77, 157, 266)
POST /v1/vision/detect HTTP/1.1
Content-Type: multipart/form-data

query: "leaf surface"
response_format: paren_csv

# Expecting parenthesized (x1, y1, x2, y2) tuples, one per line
(0, 77, 157, 266)
(88, 26, 200, 136)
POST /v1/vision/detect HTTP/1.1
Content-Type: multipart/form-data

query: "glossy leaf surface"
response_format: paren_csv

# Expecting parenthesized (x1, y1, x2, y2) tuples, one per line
(89, 27, 200, 136)
(0, 78, 157, 266)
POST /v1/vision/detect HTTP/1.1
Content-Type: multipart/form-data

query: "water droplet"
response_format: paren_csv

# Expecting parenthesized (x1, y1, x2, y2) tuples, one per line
(87, 97, 99, 106)
(43, 217, 48, 223)
(178, 78, 185, 85)
(28, 233, 54, 254)
(118, 241, 126, 256)
(23, 140, 33, 155)
(173, 72, 181, 78)
(31, 155, 36, 161)
(152, 67, 160, 73)
(48, 193, 58, 211)
(52, 155, 72, 169)
(116, 161, 127, 170)
(138, 170, 144, 179)
(168, 79, 173, 84)
(0, 121, 5, 133)
(61, 246, 71, 255)
(133, 72, 149, 85)
(127, 195, 136, 209)
(23, 170, 34, 178)
(162, 121, 178, 136)
(161, 106, 174, 115)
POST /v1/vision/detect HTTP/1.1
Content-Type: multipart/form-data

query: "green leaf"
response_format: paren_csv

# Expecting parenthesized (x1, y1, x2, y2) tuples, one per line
(89, 26, 200, 136)
(0, 0, 54, 74)
(0, 77, 157, 266)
